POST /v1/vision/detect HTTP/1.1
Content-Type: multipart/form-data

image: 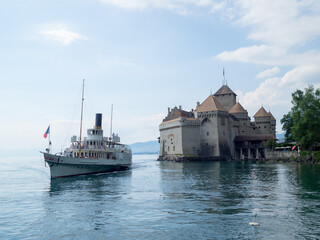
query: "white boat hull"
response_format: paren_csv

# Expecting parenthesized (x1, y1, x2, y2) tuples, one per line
(42, 152, 131, 179)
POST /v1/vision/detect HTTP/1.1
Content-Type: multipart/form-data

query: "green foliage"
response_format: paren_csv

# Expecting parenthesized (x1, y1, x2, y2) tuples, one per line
(280, 112, 293, 141)
(277, 142, 294, 148)
(281, 85, 320, 150)
(299, 151, 320, 161)
(265, 139, 277, 150)
(314, 151, 320, 162)
(299, 151, 312, 158)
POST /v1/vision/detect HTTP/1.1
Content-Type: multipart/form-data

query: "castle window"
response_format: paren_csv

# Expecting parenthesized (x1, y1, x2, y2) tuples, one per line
(259, 126, 261, 129)
(173, 146, 175, 151)
(264, 126, 266, 128)
(207, 131, 209, 136)
(168, 146, 170, 151)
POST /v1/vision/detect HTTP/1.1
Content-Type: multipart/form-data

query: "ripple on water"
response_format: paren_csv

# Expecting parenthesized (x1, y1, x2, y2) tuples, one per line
(1, 156, 320, 239)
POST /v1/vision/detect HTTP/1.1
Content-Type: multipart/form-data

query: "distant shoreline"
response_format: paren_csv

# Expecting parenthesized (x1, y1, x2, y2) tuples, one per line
(132, 152, 159, 155)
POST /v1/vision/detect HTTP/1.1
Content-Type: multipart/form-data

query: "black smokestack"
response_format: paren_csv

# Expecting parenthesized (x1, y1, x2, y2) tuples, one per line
(95, 113, 102, 129)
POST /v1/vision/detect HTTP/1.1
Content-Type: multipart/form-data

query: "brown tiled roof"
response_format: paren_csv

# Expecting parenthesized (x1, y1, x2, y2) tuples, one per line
(160, 117, 199, 125)
(268, 111, 276, 121)
(253, 107, 269, 117)
(162, 107, 194, 122)
(229, 102, 247, 114)
(214, 85, 236, 96)
(234, 134, 277, 142)
(160, 118, 179, 125)
(196, 95, 227, 112)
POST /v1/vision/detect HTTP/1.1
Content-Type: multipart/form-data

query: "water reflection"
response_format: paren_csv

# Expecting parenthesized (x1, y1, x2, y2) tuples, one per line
(30, 157, 320, 239)
(39, 170, 133, 239)
(48, 170, 132, 195)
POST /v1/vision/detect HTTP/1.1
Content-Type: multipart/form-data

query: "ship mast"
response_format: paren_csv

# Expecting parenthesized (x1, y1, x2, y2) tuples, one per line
(78, 79, 85, 157)
(110, 104, 113, 141)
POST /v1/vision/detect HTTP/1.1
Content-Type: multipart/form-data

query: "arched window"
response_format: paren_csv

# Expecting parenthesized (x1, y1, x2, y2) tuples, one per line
(201, 118, 210, 125)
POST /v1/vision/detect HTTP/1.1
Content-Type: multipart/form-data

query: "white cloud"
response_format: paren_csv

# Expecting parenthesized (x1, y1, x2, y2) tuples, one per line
(234, 0, 320, 47)
(236, 64, 320, 133)
(39, 24, 87, 45)
(216, 45, 320, 66)
(215, 0, 320, 66)
(256, 67, 280, 79)
(214, 1, 320, 134)
(216, 45, 287, 65)
(99, 0, 220, 14)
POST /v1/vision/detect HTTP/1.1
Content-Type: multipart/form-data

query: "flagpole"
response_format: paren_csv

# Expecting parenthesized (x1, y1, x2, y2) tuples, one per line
(48, 124, 51, 153)
(222, 67, 225, 86)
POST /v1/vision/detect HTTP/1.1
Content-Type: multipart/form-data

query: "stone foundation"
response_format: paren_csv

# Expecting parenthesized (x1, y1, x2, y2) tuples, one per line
(265, 150, 299, 161)
(157, 155, 228, 162)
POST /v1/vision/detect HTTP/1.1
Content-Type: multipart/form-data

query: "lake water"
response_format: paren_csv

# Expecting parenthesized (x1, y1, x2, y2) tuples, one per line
(1, 154, 320, 239)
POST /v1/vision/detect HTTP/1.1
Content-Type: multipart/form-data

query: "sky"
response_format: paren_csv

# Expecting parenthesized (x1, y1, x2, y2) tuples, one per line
(1, 0, 320, 152)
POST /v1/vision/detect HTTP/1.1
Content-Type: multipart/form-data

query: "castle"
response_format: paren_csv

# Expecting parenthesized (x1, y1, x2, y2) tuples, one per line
(158, 85, 276, 160)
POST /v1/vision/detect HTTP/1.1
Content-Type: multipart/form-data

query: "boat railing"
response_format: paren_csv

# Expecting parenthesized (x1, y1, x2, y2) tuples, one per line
(69, 142, 131, 152)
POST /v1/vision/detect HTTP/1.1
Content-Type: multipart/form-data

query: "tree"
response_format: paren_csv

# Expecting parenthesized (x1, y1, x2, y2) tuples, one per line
(281, 85, 320, 150)
(280, 112, 293, 141)
(265, 139, 277, 150)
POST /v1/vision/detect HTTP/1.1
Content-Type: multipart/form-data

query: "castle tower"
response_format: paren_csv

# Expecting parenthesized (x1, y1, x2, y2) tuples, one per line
(229, 102, 250, 135)
(253, 107, 271, 135)
(159, 107, 200, 158)
(213, 85, 237, 111)
(268, 111, 276, 137)
(196, 95, 231, 158)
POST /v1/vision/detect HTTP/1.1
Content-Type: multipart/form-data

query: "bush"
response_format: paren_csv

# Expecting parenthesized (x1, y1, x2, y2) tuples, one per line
(314, 151, 320, 162)
(265, 140, 277, 150)
(299, 150, 320, 161)
(300, 151, 312, 158)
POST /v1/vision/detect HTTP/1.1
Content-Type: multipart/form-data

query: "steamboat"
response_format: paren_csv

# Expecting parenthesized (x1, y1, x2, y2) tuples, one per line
(41, 81, 132, 178)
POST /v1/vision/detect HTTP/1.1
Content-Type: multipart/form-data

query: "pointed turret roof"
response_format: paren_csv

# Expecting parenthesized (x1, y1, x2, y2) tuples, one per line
(254, 107, 269, 117)
(229, 102, 247, 114)
(214, 85, 236, 96)
(268, 111, 276, 121)
(196, 95, 226, 112)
